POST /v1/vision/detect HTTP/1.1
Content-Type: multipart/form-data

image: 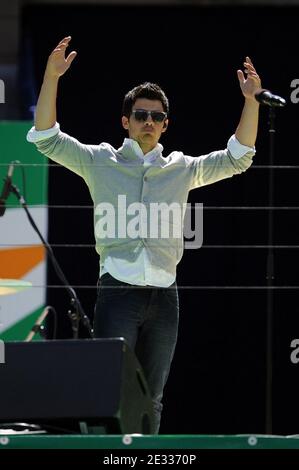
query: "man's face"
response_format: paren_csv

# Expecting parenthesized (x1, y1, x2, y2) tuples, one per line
(121, 98, 168, 151)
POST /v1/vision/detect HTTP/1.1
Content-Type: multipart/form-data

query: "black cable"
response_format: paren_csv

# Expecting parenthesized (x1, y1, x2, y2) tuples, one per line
(9, 183, 93, 339)
(47, 305, 58, 340)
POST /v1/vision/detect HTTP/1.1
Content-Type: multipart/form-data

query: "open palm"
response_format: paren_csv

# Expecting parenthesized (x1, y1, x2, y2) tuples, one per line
(46, 36, 77, 78)
(237, 56, 262, 100)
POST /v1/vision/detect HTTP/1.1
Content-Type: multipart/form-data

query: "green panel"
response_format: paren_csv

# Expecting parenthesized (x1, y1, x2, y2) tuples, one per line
(1, 434, 299, 449)
(0, 122, 48, 340)
(0, 121, 48, 206)
(0, 306, 45, 341)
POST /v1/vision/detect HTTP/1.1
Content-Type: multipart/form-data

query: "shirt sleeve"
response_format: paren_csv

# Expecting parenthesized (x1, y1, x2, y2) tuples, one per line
(185, 134, 256, 190)
(26, 124, 95, 181)
(26, 122, 60, 142)
(227, 134, 255, 160)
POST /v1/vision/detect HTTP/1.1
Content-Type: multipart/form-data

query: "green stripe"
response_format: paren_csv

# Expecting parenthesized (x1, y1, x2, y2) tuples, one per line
(0, 121, 48, 206)
(0, 306, 46, 341)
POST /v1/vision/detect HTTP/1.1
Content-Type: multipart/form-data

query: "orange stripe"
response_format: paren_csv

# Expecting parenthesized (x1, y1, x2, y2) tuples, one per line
(0, 246, 45, 278)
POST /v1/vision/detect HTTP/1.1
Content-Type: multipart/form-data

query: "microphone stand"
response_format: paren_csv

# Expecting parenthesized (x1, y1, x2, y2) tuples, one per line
(265, 106, 275, 434)
(255, 89, 286, 434)
(9, 183, 94, 339)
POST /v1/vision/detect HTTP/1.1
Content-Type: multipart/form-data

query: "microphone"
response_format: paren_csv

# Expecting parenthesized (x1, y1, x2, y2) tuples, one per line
(255, 89, 286, 107)
(0, 162, 15, 217)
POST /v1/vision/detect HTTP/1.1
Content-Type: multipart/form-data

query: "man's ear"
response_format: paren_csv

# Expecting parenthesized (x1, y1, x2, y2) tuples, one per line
(161, 118, 169, 133)
(122, 116, 129, 130)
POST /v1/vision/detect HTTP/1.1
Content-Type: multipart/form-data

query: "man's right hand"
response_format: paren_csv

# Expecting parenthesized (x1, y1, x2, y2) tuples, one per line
(45, 36, 77, 79)
(34, 36, 77, 130)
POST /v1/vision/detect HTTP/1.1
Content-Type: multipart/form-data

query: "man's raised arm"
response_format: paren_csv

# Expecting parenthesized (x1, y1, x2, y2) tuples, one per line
(27, 37, 94, 179)
(35, 36, 77, 130)
(235, 56, 261, 147)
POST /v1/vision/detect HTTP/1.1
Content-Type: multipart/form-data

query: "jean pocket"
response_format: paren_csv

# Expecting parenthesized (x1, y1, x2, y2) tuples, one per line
(162, 286, 179, 308)
(99, 277, 131, 299)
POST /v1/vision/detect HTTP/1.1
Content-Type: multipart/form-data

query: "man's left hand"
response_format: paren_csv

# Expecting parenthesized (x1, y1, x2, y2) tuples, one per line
(237, 56, 262, 100)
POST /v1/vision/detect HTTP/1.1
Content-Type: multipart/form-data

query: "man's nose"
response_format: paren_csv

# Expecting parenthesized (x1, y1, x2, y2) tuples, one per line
(145, 114, 154, 124)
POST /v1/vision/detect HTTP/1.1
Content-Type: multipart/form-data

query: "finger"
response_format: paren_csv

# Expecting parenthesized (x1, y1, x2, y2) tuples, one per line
(244, 62, 255, 71)
(66, 51, 77, 65)
(58, 36, 71, 45)
(244, 62, 257, 75)
(245, 68, 258, 75)
(57, 41, 70, 49)
(246, 70, 260, 79)
(244, 68, 259, 79)
(246, 56, 254, 66)
(237, 69, 245, 83)
(55, 37, 71, 49)
(53, 42, 69, 54)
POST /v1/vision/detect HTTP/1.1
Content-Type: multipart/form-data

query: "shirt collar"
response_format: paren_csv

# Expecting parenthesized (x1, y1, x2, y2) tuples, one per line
(118, 138, 164, 166)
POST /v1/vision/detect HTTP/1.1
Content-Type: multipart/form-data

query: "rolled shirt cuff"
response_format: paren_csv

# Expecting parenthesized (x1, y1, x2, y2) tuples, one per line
(227, 134, 255, 160)
(26, 122, 60, 143)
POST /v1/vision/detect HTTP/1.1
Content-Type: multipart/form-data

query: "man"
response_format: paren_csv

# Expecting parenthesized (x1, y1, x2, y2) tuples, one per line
(27, 36, 261, 433)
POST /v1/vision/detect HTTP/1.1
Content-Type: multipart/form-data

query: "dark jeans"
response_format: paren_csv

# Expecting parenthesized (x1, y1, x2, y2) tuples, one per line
(93, 273, 179, 434)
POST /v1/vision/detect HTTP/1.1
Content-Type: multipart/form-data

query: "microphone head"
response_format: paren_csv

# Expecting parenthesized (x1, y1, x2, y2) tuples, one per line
(255, 89, 286, 107)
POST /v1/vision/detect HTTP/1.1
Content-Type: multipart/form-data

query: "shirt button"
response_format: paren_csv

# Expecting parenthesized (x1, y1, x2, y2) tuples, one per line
(143, 197, 148, 202)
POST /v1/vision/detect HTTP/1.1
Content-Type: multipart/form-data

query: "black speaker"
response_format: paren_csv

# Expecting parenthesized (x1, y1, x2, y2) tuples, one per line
(0, 338, 154, 434)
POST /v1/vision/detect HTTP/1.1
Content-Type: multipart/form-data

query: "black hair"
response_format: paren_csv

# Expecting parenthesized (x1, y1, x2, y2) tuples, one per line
(122, 82, 169, 118)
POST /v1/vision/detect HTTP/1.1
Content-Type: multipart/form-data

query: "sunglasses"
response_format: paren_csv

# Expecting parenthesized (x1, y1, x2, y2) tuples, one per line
(131, 109, 167, 123)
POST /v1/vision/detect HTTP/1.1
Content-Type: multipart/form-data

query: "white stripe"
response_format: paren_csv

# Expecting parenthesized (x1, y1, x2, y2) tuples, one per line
(0, 207, 48, 246)
(0, 262, 46, 334)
